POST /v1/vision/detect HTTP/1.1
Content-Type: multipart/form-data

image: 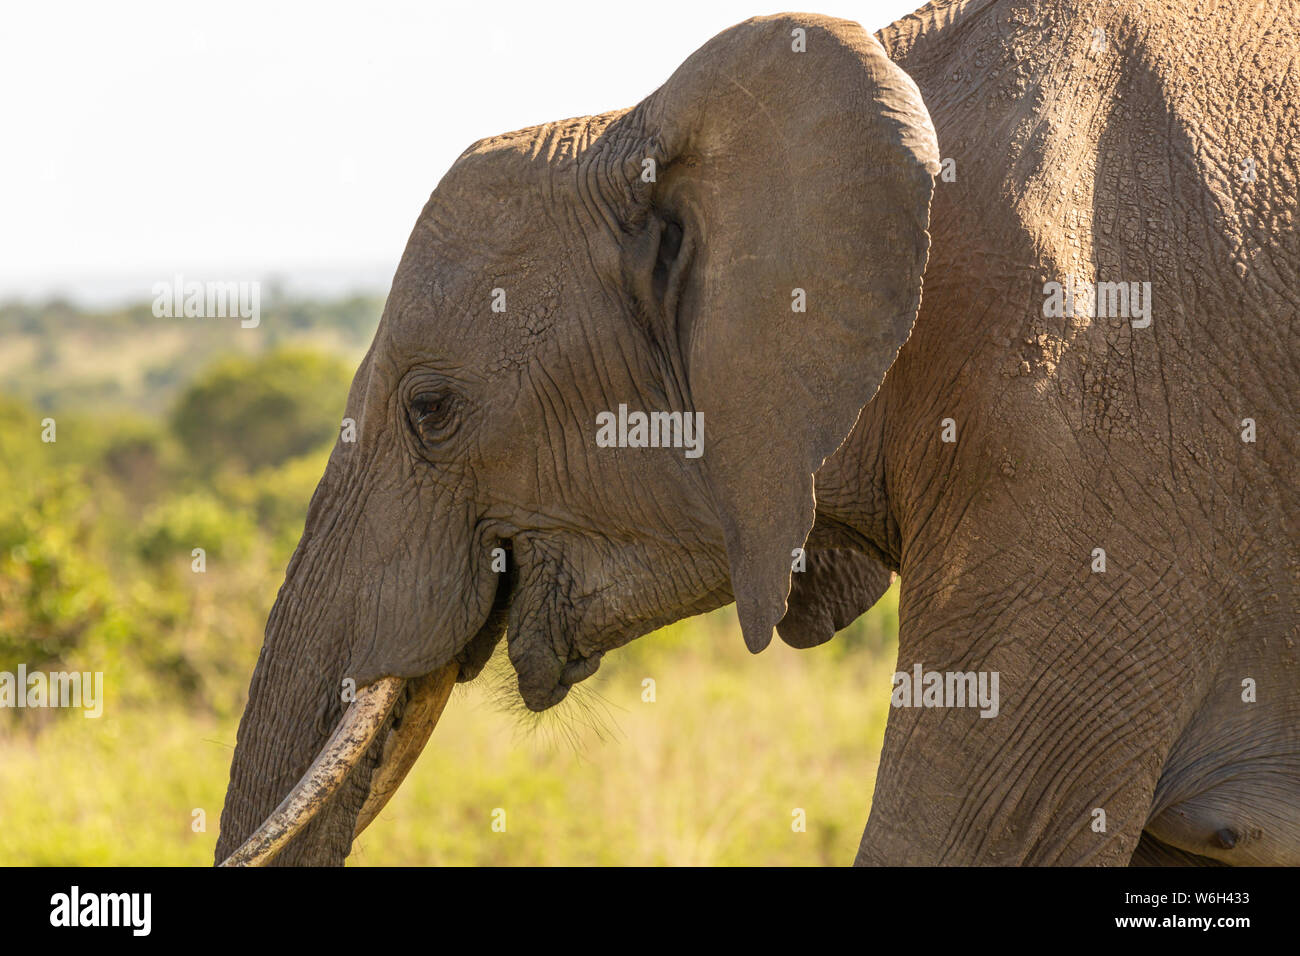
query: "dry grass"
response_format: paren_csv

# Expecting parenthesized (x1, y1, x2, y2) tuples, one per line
(0, 590, 898, 866)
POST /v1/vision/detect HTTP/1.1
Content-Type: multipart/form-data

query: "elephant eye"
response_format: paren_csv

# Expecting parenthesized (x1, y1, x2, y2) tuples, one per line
(408, 392, 458, 442)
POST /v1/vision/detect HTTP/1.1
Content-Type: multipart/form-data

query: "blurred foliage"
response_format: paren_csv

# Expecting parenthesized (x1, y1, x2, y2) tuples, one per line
(0, 292, 379, 415)
(0, 294, 902, 865)
(171, 349, 352, 473)
(135, 492, 256, 564)
(0, 466, 114, 673)
(0, 315, 362, 724)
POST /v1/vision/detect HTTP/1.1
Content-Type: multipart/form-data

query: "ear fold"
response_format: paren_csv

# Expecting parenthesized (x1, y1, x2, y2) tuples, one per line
(605, 14, 938, 651)
(779, 548, 895, 649)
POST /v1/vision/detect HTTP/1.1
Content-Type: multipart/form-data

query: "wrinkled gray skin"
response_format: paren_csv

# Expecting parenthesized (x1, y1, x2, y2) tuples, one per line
(217, 2, 1299, 866)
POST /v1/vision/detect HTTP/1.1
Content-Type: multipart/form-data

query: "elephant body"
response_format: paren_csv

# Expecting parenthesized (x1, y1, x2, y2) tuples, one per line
(810, 0, 1297, 864)
(217, 1, 1298, 866)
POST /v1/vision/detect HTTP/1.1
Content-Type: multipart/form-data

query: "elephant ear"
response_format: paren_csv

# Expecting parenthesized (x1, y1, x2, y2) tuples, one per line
(779, 548, 895, 649)
(607, 14, 938, 652)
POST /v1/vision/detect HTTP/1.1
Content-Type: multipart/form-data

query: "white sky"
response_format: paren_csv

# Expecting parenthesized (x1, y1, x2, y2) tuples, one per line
(0, 0, 922, 302)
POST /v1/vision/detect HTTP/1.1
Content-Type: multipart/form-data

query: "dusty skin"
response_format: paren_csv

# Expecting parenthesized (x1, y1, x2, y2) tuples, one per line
(217, 1, 1299, 866)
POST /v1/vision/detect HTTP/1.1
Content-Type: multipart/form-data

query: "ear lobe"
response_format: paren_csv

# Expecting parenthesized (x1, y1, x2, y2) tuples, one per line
(602, 14, 938, 652)
(722, 473, 817, 653)
(779, 548, 895, 649)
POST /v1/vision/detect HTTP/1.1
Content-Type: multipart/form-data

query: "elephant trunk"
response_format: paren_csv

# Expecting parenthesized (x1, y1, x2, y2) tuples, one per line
(218, 675, 404, 866)
(214, 569, 372, 866)
(215, 537, 465, 867)
(214, 384, 481, 866)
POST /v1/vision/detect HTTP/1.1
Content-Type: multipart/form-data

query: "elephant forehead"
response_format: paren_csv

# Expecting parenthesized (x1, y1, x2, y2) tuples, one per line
(379, 116, 630, 371)
(421, 110, 629, 250)
(382, 260, 567, 374)
(484, 270, 564, 374)
(454, 112, 621, 172)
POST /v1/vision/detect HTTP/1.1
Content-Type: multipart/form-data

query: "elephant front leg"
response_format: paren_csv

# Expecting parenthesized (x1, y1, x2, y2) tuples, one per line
(855, 604, 1188, 865)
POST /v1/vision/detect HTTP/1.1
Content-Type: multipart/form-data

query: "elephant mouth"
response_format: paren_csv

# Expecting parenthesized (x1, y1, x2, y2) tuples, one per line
(509, 600, 609, 712)
(453, 538, 516, 681)
(559, 650, 603, 686)
(519, 647, 605, 711)
(221, 536, 620, 865)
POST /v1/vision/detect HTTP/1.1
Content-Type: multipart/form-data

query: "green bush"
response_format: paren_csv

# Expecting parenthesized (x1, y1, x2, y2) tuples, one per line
(170, 347, 352, 474)
(0, 468, 114, 672)
(213, 447, 330, 556)
(134, 492, 256, 565)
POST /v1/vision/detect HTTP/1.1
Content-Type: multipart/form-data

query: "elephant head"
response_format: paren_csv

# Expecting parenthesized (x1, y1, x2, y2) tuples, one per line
(216, 13, 939, 866)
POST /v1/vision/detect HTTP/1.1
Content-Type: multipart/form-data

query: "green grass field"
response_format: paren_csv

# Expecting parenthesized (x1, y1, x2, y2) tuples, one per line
(0, 593, 898, 866)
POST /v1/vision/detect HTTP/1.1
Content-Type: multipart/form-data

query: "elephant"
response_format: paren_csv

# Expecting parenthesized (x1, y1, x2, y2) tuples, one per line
(216, 0, 1299, 866)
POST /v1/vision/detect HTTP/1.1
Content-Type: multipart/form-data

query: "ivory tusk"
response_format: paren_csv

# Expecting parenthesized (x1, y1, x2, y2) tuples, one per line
(353, 662, 459, 839)
(219, 675, 405, 867)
